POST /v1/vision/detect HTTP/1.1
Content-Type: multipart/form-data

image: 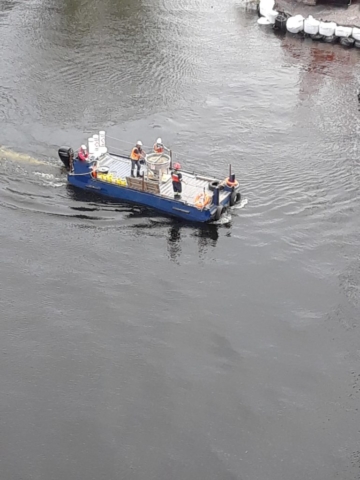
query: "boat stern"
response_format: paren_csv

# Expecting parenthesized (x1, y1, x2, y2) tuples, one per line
(209, 171, 241, 221)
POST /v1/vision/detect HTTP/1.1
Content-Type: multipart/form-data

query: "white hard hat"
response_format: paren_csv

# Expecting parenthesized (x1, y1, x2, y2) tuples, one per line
(156, 138, 162, 144)
(81, 144, 87, 150)
(136, 140, 142, 146)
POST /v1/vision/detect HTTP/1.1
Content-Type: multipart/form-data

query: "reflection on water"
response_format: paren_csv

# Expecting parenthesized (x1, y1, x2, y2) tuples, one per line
(280, 34, 358, 101)
(167, 222, 220, 262)
(67, 183, 220, 259)
(194, 223, 220, 259)
(167, 224, 182, 261)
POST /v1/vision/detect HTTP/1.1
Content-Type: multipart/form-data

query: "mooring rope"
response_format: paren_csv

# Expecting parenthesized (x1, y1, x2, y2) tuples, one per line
(68, 171, 92, 176)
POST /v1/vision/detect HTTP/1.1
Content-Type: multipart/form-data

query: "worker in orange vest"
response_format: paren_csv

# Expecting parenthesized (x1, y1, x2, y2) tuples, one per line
(153, 138, 164, 154)
(171, 163, 183, 198)
(130, 141, 145, 177)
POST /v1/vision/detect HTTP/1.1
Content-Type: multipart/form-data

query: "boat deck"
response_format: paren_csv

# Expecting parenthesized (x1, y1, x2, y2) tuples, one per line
(97, 153, 229, 207)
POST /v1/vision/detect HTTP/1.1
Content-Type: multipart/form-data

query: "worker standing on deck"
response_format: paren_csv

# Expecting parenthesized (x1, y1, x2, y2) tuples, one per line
(78, 144, 89, 162)
(171, 163, 183, 198)
(130, 141, 145, 178)
(153, 138, 164, 154)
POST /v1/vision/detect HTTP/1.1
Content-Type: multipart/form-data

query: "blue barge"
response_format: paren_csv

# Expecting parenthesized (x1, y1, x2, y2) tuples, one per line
(58, 143, 241, 223)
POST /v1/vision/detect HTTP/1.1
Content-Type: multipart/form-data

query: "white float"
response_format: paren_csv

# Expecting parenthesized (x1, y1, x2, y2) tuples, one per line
(99, 130, 108, 155)
(258, 0, 278, 26)
(258, 16, 272, 25)
(88, 137, 95, 156)
(99, 131, 105, 147)
(93, 134, 100, 158)
(304, 15, 320, 35)
(259, 0, 275, 17)
(335, 25, 352, 38)
(257, 7, 359, 49)
(352, 26, 360, 41)
(266, 9, 279, 24)
(319, 21, 337, 37)
(286, 15, 304, 34)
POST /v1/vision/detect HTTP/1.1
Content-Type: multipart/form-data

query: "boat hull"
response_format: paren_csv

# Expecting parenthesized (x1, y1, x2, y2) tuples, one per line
(67, 161, 226, 223)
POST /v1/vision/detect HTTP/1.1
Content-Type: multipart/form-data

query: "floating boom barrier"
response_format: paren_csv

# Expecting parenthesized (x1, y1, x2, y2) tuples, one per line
(257, 0, 360, 49)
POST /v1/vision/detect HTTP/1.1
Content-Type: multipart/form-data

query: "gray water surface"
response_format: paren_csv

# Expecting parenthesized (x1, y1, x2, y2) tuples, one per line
(1, 1, 360, 479)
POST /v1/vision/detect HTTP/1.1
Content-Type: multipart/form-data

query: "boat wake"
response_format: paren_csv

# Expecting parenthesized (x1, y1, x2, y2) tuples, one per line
(0, 146, 49, 166)
(33, 171, 67, 188)
(211, 210, 231, 225)
(234, 198, 248, 209)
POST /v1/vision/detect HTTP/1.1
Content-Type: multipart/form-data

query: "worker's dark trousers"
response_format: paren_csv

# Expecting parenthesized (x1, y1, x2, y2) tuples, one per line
(172, 181, 182, 195)
(131, 160, 140, 177)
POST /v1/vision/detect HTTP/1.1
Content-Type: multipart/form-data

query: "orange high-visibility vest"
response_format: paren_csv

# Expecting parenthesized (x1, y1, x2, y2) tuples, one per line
(130, 147, 141, 161)
(154, 144, 164, 154)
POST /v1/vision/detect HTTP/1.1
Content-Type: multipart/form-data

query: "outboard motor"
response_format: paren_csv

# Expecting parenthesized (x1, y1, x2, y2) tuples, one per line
(58, 147, 74, 171)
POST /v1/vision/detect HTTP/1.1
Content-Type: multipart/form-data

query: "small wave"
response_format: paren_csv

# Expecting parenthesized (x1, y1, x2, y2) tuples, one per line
(0, 197, 109, 221)
(48, 181, 66, 188)
(33, 171, 66, 188)
(33, 172, 56, 180)
(233, 198, 248, 209)
(5, 187, 53, 200)
(212, 211, 232, 225)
